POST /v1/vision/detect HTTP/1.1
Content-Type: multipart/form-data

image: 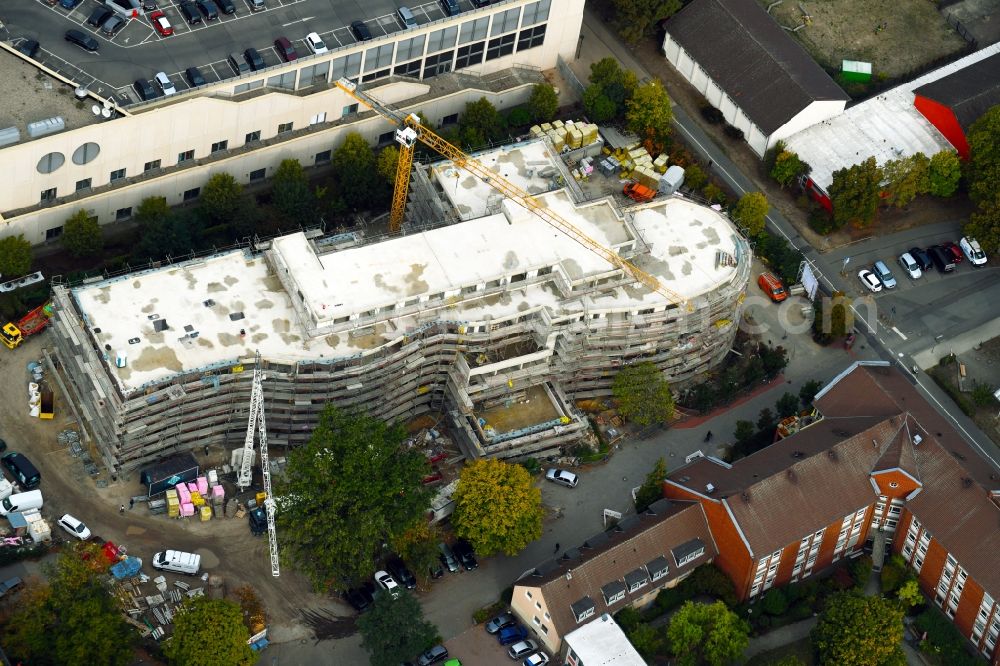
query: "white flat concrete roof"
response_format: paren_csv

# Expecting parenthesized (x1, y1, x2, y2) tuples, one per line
(72, 170, 743, 394)
(784, 44, 1000, 190)
(564, 613, 645, 666)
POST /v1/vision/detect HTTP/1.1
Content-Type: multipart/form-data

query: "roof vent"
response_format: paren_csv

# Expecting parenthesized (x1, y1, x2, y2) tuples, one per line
(828, 450, 838, 460)
(741, 492, 750, 502)
(786, 469, 796, 482)
(962, 478, 973, 488)
(791, 451, 804, 459)
(566, 569, 573, 580)
(705, 483, 715, 494)
(912, 434, 923, 446)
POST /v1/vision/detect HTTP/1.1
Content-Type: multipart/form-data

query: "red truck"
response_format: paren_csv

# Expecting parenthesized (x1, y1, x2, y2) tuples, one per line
(623, 182, 656, 203)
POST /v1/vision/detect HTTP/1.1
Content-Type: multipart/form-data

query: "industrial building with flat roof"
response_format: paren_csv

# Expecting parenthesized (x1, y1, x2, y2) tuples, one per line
(48, 138, 751, 475)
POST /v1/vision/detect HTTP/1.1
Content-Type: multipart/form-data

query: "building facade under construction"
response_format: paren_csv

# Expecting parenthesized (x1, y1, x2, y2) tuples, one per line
(47, 138, 751, 476)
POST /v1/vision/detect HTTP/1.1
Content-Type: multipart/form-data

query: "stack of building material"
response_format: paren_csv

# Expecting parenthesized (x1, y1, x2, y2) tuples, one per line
(196, 476, 208, 495)
(189, 491, 204, 507)
(653, 154, 668, 173)
(166, 489, 180, 518)
(211, 485, 225, 516)
(186, 482, 197, 494)
(179, 503, 196, 517)
(23, 509, 50, 542)
(579, 156, 595, 177)
(206, 470, 219, 488)
(175, 483, 191, 504)
(199, 506, 212, 522)
(633, 166, 660, 190)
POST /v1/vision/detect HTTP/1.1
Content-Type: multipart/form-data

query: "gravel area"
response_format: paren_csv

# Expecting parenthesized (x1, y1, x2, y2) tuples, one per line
(0, 51, 101, 141)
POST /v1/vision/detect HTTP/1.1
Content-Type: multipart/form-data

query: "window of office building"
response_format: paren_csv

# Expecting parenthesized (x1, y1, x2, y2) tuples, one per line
(144, 159, 161, 172)
(299, 62, 330, 88)
(75, 178, 92, 192)
(178, 149, 194, 164)
(268, 71, 296, 90)
(423, 50, 453, 78)
(110, 167, 126, 182)
(183, 187, 201, 201)
(517, 24, 546, 51)
(211, 140, 229, 153)
(116, 207, 132, 221)
(330, 53, 362, 81)
(521, 0, 550, 25)
(427, 26, 457, 52)
(309, 112, 327, 125)
(460, 17, 488, 43)
(394, 59, 422, 77)
(246, 130, 261, 144)
(342, 103, 359, 118)
(364, 44, 394, 72)
(45, 226, 63, 240)
(233, 79, 263, 94)
(396, 35, 425, 62)
(278, 122, 293, 134)
(315, 150, 332, 165)
(362, 69, 390, 83)
(249, 168, 266, 183)
(456, 42, 485, 69)
(40, 188, 57, 203)
(486, 34, 515, 61)
(442, 113, 459, 125)
(491, 8, 520, 35)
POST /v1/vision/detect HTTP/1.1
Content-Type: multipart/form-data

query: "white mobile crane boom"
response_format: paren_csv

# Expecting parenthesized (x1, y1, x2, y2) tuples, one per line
(237, 351, 280, 577)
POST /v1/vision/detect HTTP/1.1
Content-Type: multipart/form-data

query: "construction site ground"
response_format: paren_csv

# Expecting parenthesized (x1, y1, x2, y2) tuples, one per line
(476, 384, 561, 434)
(0, 334, 348, 647)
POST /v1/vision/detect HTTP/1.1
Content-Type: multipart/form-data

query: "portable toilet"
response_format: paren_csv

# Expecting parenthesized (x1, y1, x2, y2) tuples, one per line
(660, 165, 685, 195)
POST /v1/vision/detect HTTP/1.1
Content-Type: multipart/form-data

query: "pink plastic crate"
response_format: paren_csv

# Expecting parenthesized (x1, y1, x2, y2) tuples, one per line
(196, 477, 209, 495)
(175, 484, 191, 503)
(212, 485, 225, 498)
(180, 503, 195, 517)
(187, 482, 198, 493)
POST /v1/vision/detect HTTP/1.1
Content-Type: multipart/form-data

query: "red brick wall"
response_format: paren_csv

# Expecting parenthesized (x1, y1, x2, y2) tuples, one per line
(894, 511, 914, 558)
(871, 470, 920, 500)
(663, 484, 754, 599)
(956, 576, 984, 639)
(917, 538, 947, 595)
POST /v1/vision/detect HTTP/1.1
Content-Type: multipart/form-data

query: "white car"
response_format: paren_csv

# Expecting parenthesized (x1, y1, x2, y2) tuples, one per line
(305, 32, 328, 54)
(57, 514, 92, 540)
(897, 252, 921, 279)
(374, 570, 400, 597)
(545, 468, 579, 488)
(523, 652, 550, 666)
(960, 237, 987, 266)
(858, 269, 882, 293)
(154, 72, 176, 96)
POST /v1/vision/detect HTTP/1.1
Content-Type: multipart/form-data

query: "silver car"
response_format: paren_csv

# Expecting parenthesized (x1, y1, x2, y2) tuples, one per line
(897, 252, 921, 280)
(872, 260, 896, 289)
(545, 468, 578, 488)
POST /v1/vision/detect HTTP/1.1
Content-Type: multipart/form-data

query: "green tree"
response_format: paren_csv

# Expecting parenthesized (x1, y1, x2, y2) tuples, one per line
(732, 191, 769, 237)
(199, 172, 244, 225)
(612, 0, 682, 44)
(775, 392, 800, 418)
(377, 145, 400, 185)
(880, 554, 907, 593)
(135, 207, 197, 260)
(452, 458, 543, 556)
(881, 155, 926, 208)
(165, 597, 254, 666)
(62, 209, 103, 257)
(358, 589, 439, 666)
(612, 361, 675, 426)
(271, 158, 319, 223)
(734, 420, 755, 443)
(811, 592, 905, 666)
(702, 183, 726, 205)
(625, 80, 673, 153)
(0, 235, 32, 277)
(770, 150, 807, 187)
(972, 380, 998, 407)
(757, 407, 776, 431)
(965, 197, 1000, 256)
(829, 157, 882, 229)
(634, 457, 668, 513)
(798, 379, 824, 405)
(136, 195, 170, 223)
(667, 600, 750, 666)
(684, 163, 708, 190)
(897, 579, 922, 608)
(927, 150, 961, 197)
(760, 587, 789, 616)
(582, 85, 618, 123)
(390, 522, 442, 583)
(527, 83, 559, 123)
(333, 132, 385, 212)
(964, 106, 1000, 254)
(460, 97, 505, 149)
(627, 622, 667, 658)
(275, 405, 432, 590)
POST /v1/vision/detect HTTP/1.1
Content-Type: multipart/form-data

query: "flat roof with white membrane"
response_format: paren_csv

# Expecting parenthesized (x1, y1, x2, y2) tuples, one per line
(784, 45, 1000, 190)
(73, 169, 742, 394)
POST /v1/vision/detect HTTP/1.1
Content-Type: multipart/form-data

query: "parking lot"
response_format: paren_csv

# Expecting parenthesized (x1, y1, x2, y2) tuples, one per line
(3, 0, 476, 103)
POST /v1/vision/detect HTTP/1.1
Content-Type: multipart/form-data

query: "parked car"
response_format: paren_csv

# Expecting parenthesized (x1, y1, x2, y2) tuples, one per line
(142, 0, 157, 10)
(149, 10, 173, 36)
(228, 52, 250, 75)
(133, 78, 157, 101)
(485, 611, 516, 634)
(65, 29, 99, 51)
(374, 570, 400, 597)
(2, 452, 40, 488)
(248, 505, 266, 535)
(59, 0, 83, 10)
(154, 71, 176, 95)
(960, 236, 987, 266)
(248, 0, 265, 10)
(179, 1, 202, 24)
(897, 252, 921, 280)
(440, 0, 460, 15)
(439, 542, 460, 573)
(452, 539, 478, 570)
(351, 20, 372, 41)
(523, 652, 550, 666)
(15, 39, 40, 59)
(941, 241, 963, 264)
(102, 14, 127, 37)
(185, 66, 206, 87)
(928, 245, 956, 273)
(857, 269, 881, 293)
(545, 468, 579, 488)
(498, 624, 529, 646)
(0, 576, 23, 599)
(416, 644, 449, 666)
(274, 36, 297, 61)
(908, 246, 933, 272)
(871, 260, 896, 289)
(387, 557, 417, 589)
(196, 0, 218, 20)
(344, 582, 375, 612)
(215, 0, 236, 13)
(244, 47, 265, 71)
(470, 0, 492, 6)
(57, 514, 92, 540)
(508, 639, 539, 659)
(757, 271, 787, 303)
(397, 5, 417, 28)
(305, 31, 328, 54)
(429, 561, 444, 579)
(88, 6, 114, 27)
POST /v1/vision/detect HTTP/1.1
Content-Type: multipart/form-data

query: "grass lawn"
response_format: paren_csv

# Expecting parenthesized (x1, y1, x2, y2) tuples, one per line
(747, 637, 816, 666)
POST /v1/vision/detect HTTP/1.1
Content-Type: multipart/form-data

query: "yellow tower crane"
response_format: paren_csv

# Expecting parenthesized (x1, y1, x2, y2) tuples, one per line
(336, 78, 686, 307)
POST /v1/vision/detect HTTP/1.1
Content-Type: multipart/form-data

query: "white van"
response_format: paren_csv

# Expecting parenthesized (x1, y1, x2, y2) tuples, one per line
(152, 550, 201, 575)
(0, 489, 43, 516)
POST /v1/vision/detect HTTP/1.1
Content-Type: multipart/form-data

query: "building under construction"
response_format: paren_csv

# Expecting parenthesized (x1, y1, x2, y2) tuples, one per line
(47, 138, 751, 476)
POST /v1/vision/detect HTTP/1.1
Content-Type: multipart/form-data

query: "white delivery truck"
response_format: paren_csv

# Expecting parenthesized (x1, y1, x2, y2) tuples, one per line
(0, 489, 43, 516)
(151, 550, 201, 575)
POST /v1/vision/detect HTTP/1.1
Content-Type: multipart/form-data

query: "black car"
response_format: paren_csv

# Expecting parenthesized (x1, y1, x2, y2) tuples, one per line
(214, 0, 236, 13)
(344, 582, 375, 613)
(133, 78, 158, 101)
(351, 20, 372, 41)
(453, 539, 478, 570)
(248, 506, 266, 535)
(179, 1, 202, 24)
(196, 0, 218, 19)
(65, 29, 99, 52)
(429, 562, 444, 579)
(244, 47, 265, 71)
(470, 0, 491, 5)
(387, 557, 417, 589)
(87, 6, 113, 27)
(185, 66, 206, 87)
(928, 245, 955, 273)
(0, 439, 6, 453)
(142, 0, 157, 10)
(15, 40, 40, 59)
(908, 246, 933, 272)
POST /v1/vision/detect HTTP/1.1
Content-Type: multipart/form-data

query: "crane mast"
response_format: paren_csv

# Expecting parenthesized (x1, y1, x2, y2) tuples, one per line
(334, 78, 687, 308)
(237, 351, 280, 577)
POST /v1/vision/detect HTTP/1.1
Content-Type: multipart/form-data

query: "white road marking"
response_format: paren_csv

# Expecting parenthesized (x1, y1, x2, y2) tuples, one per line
(892, 327, 907, 340)
(282, 16, 313, 26)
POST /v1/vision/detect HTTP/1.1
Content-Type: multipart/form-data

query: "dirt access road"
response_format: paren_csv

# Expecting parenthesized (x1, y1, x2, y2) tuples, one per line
(1, 334, 347, 643)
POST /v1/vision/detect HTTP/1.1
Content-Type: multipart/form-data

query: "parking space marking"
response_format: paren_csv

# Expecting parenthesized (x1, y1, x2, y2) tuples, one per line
(892, 327, 908, 341)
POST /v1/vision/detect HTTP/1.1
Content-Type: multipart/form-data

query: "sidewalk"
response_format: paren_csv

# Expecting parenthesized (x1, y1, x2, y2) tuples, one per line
(744, 617, 817, 659)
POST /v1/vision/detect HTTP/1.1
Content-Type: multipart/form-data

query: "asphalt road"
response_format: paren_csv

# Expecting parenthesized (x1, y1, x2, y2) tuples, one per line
(1, 0, 467, 99)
